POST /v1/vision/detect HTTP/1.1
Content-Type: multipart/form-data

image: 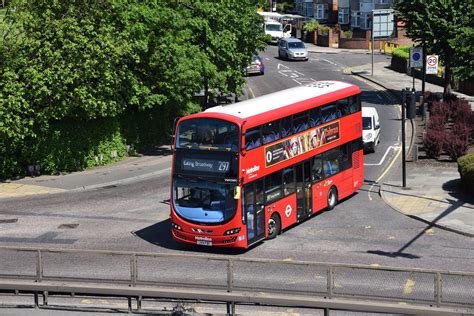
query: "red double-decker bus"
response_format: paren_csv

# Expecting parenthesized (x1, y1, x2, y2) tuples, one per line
(170, 81, 363, 248)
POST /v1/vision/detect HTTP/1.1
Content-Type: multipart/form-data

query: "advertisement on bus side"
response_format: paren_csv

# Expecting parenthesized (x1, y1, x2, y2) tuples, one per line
(264, 121, 340, 168)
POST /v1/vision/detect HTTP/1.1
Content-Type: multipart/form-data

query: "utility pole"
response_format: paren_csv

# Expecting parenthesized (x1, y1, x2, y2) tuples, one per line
(401, 89, 407, 188)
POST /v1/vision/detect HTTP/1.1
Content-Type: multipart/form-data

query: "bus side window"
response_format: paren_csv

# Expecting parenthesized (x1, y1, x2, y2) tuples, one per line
(321, 103, 338, 123)
(323, 148, 341, 177)
(312, 155, 324, 181)
(280, 116, 292, 138)
(309, 108, 320, 127)
(353, 95, 361, 113)
(292, 111, 309, 134)
(340, 143, 351, 171)
(245, 127, 262, 150)
(265, 170, 283, 203)
(262, 120, 281, 144)
(337, 98, 351, 116)
(282, 167, 295, 196)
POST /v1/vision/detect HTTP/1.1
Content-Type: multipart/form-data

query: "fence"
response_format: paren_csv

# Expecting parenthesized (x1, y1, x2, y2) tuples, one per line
(0, 246, 473, 315)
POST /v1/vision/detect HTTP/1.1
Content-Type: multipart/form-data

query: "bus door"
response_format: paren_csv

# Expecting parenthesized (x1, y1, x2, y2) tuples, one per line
(244, 180, 266, 245)
(295, 161, 312, 220)
(311, 154, 326, 212)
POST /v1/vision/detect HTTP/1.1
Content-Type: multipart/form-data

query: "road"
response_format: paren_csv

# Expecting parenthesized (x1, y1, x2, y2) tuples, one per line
(1, 46, 473, 278)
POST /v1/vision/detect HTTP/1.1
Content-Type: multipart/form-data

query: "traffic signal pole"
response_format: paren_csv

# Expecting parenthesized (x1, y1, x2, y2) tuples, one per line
(401, 89, 407, 188)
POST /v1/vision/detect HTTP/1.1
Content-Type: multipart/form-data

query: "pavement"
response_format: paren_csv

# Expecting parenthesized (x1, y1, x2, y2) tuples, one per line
(1, 44, 473, 237)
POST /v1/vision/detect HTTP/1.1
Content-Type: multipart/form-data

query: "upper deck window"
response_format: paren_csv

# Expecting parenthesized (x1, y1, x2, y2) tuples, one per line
(177, 118, 239, 151)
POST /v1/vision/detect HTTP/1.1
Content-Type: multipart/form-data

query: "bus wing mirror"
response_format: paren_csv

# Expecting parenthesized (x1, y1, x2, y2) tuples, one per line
(233, 186, 241, 199)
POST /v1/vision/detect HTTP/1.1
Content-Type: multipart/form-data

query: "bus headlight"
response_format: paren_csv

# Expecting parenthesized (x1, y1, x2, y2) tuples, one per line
(364, 133, 373, 141)
(172, 222, 183, 231)
(224, 227, 241, 235)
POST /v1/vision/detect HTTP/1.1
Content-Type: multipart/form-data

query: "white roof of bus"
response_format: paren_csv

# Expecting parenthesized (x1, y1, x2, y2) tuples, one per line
(205, 81, 354, 119)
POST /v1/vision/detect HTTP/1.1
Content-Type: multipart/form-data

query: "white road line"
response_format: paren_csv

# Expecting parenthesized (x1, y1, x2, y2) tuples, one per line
(248, 86, 255, 99)
(277, 63, 289, 70)
(319, 58, 339, 66)
(364, 145, 400, 166)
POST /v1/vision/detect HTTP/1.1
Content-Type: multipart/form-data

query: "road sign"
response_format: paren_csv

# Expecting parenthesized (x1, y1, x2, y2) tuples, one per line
(372, 9, 394, 38)
(410, 47, 423, 68)
(426, 55, 439, 75)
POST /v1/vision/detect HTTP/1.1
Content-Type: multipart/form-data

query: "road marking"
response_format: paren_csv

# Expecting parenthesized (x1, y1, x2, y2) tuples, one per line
(425, 228, 434, 235)
(319, 57, 339, 66)
(364, 145, 400, 166)
(277, 63, 289, 70)
(403, 279, 415, 295)
(367, 143, 402, 201)
(248, 86, 255, 99)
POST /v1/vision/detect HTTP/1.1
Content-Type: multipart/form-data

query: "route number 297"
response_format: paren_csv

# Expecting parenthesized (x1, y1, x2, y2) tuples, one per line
(218, 161, 230, 171)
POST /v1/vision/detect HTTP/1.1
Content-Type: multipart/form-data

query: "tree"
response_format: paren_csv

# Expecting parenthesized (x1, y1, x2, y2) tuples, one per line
(178, 0, 267, 105)
(394, 0, 474, 94)
(0, 0, 267, 177)
(276, 0, 294, 13)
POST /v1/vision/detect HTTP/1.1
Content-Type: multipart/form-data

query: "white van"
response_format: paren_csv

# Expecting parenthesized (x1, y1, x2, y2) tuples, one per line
(263, 20, 291, 44)
(362, 107, 381, 153)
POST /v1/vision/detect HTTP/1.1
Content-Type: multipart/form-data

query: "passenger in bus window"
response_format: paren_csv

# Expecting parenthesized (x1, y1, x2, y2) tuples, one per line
(312, 156, 323, 181)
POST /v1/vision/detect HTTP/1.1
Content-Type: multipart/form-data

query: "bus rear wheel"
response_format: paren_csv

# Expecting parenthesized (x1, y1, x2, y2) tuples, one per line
(267, 213, 281, 240)
(327, 186, 338, 211)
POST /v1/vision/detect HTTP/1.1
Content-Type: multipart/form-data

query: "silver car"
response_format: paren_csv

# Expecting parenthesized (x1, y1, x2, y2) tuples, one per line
(278, 37, 309, 61)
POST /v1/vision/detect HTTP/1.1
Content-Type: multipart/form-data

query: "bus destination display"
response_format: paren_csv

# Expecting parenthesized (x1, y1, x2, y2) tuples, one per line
(181, 158, 230, 173)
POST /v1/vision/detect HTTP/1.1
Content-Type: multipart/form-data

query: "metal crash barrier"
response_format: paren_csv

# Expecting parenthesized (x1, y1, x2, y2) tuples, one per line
(0, 246, 472, 315)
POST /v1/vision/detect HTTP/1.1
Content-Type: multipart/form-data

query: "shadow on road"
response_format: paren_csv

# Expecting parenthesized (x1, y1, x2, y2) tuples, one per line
(132, 219, 247, 255)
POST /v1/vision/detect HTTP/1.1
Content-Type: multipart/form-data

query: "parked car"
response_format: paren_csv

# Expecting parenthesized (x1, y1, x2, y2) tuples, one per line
(362, 107, 381, 153)
(278, 37, 308, 61)
(245, 56, 265, 76)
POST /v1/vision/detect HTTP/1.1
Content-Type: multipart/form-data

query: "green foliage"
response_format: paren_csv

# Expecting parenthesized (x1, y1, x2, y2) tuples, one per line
(342, 29, 353, 39)
(318, 25, 331, 36)
(394, 0, 474, 89)
(458, 152, 474, 194)
(303, 19, 319, 33)
(276, 0, 294, 13)
(450, 27, 474, 80)
(392, 45, 411, 60)
(32, 118, 127, 173)
(0, 0, 266, 178)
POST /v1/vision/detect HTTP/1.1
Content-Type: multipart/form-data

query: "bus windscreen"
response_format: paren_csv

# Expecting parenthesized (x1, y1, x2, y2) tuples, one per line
(177, 118, 239, 151)
(173, 178, 238, 224)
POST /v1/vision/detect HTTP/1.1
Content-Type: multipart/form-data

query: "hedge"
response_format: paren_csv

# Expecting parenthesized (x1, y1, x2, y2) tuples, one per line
(458, 152, 474, 194)
(0, 106, 174, 179)
(392, 45, 411, 60)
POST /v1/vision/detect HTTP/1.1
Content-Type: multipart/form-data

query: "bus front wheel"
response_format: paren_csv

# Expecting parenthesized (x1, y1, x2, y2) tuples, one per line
(267, 213, 281, 239)
(327, 186, 338, 211)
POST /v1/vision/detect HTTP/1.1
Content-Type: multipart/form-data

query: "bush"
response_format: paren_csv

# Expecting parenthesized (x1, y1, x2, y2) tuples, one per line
(423, 129, 446, 158)
(29, 118, 128, 174)
(458, 152, 474, 194)
(318, 25, 331, 36)
(443, 93, 458, 103)
(430, 100, 450, 121)
(427, 115, 446, 131)
(450, 99, 472, 124)
(303, 19, 319, 33)
(342, 29, 353, 38)
(392, 45, 411, 60)
(424, 91, 441, 111)
(444, 133, 469, 161)
(451, 122, 471, 142)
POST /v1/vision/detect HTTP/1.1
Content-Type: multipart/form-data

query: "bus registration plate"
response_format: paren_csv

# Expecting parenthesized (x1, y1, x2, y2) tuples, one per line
(196, 236, 212, 246)
(197, 240, 212, 246)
